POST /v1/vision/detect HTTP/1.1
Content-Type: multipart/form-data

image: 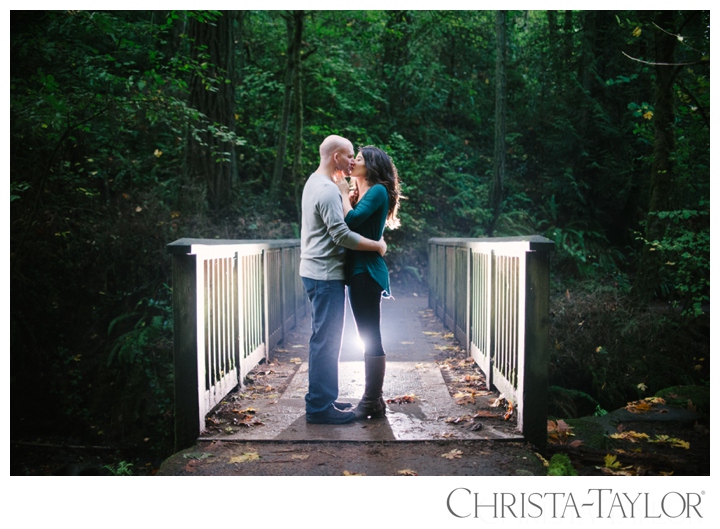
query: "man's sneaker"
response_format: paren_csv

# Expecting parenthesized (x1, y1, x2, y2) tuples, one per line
(333, 401, 352, 410)
(306, 405, 355, 424)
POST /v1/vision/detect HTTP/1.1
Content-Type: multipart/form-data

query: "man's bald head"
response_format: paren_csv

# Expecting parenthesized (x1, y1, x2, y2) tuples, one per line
(319, 134, 352, 159)
(318, 134, 355, 178)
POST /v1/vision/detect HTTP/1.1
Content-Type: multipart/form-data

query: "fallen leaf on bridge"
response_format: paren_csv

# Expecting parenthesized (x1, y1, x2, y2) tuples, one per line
(387, 394, 417, 404)
(423, 331, 441, 336)
(453, 392, 476, 405)
(343, 470, 365, 476)
(235, 414, 264, 427)
(231, 407, 256, 415)
(489, 395, 507, 407)
(229, 452, 260, 464)
(292, 344, 306, 348)
(473, 410, 500, 418)
(289, 358, 302, 364)
(441, 449, 463, 459)
(445, 415, 474, 424)
(398, 469, 418, 476)
(503, 401, 514, 420)
(292, 454, 310, 460)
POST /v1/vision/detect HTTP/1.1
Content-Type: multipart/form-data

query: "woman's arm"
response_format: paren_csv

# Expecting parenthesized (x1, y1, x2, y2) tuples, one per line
(344, 185, 387, 229)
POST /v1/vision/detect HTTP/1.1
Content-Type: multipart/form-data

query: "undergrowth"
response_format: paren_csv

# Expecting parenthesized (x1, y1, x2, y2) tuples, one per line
(548, 281, 709, 414)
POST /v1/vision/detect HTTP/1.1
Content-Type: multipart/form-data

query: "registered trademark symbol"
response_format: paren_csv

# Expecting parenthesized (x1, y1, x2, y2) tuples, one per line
(701, 491, 705, 495)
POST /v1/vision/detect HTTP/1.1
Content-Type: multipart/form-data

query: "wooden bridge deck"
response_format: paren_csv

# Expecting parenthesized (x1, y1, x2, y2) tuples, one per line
(197, 293, 521, 442)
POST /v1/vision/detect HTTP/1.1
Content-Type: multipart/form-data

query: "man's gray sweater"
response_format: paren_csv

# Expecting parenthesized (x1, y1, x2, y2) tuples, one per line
(299, 173, 361, 280)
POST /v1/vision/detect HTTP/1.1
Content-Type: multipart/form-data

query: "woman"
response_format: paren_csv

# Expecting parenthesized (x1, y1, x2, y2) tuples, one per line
(336, 145, 402, 419)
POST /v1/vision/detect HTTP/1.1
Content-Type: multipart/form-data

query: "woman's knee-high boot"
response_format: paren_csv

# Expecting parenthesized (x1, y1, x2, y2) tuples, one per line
(353, 354, 386, 419)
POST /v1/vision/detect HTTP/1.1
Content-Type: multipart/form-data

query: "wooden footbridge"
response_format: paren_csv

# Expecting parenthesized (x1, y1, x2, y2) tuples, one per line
(167, 236, 554, 450)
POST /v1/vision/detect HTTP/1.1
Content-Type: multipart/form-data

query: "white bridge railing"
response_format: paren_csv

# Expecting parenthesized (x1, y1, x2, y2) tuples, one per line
(428, 236, 554, 448)
(167, 238, 306, 450)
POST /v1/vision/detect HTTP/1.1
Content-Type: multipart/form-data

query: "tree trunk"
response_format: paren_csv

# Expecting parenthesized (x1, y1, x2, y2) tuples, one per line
(291, 11, 305, 227)
(186, 11, 237, 213)
(237, 11, 245, 85)
(633, 11, 679, 301)
(577, 11, 596, 139)
(562, 10, 573, 64)
(270, 11, 303, 205)
(547, 10, 557, 38)
(489, 10, 507, 236)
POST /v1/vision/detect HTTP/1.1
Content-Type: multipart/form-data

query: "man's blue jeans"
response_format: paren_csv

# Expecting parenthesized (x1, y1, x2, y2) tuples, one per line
(301, 277, 346, 414)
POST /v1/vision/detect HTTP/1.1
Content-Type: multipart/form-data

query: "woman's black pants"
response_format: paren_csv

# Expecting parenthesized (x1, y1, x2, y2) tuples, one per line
(347, 273, 385, 357)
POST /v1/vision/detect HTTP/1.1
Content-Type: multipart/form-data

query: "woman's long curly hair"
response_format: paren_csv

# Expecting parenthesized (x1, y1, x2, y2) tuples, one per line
(352, 145, 403, 229)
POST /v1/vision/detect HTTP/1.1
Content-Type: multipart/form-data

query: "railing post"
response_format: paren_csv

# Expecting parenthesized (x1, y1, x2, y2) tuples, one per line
(263, 248, 270, 361)
(462, 246, 471, 352)
(170, 252, 201, 451)
(519, 249, 551, 449)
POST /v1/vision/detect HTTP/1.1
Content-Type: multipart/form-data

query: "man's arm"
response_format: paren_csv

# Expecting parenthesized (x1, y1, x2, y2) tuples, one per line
(356, 236, 387, 257)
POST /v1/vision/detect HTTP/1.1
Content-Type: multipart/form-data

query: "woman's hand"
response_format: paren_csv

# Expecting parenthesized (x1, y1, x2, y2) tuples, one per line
(336, 177, 355, 216)
(335, 176, 351, 196)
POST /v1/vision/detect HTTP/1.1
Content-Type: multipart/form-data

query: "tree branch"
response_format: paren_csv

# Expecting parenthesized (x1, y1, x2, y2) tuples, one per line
(621, 51, 706, 67)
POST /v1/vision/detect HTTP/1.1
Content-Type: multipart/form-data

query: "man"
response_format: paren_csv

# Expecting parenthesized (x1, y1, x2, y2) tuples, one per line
(300, 135, 387, 424)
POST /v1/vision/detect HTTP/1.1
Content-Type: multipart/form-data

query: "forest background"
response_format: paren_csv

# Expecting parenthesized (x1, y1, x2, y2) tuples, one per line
(9, 10, 710, 472)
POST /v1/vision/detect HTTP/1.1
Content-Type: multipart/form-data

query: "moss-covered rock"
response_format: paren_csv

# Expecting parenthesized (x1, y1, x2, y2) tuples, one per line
(564, 417, 613, 450)
(655, 385, 710, 420)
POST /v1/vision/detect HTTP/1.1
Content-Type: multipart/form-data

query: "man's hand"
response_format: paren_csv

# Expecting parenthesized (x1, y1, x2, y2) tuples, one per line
(378, 237, 387, 257)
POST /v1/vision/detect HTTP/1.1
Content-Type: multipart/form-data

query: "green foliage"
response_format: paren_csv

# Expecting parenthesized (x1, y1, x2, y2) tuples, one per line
(103, 460, 134, 476)
(635, 207, 709, 316)
(107, 292, 173, 366)
(549, 283, 709, 411)
(548, 386, 602, 419)
(547, 453, 578, 476)
(104, 288, 174, 453)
